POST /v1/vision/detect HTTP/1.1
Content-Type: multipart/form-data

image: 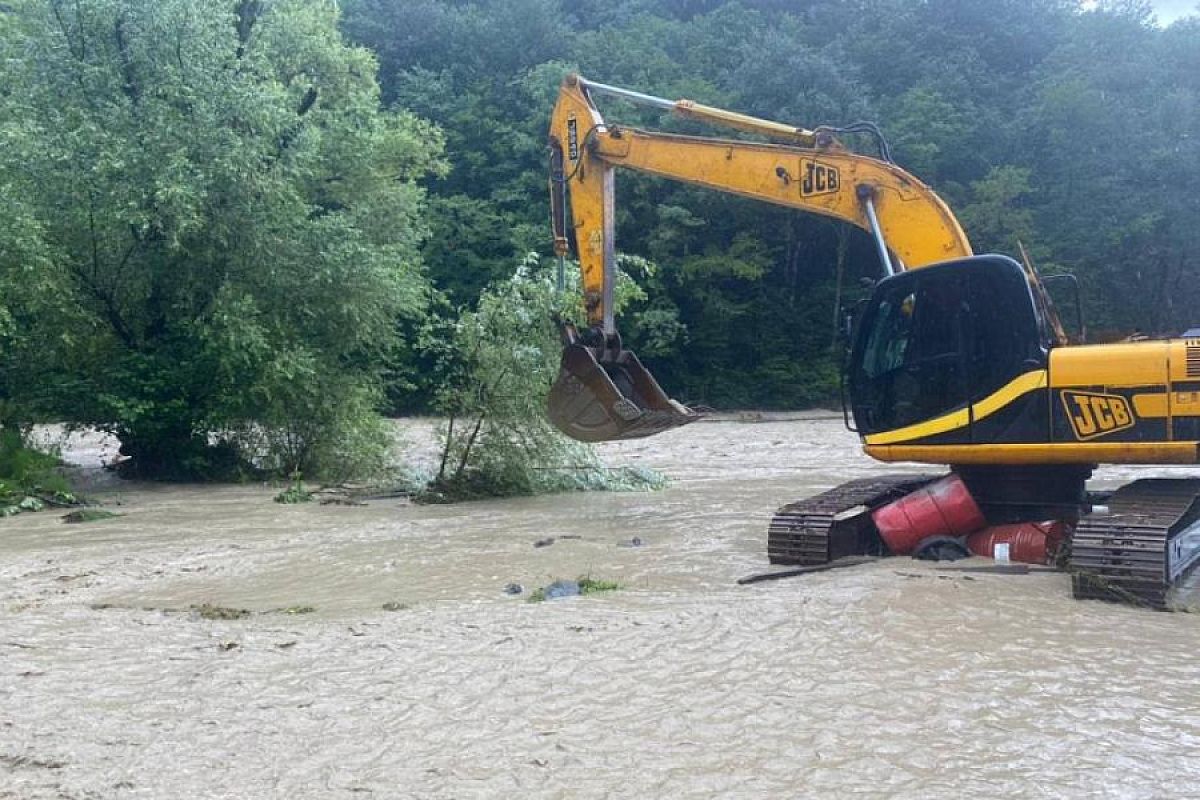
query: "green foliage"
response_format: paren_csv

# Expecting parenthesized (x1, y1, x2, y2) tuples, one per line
(343, 0, 1200, 414)
(421, 255, 666, 502)
(578, 576, 622, 594)
(0, 428, 76, 516)
(528, 575, 622, 602)
(273, 472, 314, 504)
(5, 0, 1198, 473)
(0, 0, 443, 479)
(958, 166, 1038, 254)
(276, 605, 317, 614)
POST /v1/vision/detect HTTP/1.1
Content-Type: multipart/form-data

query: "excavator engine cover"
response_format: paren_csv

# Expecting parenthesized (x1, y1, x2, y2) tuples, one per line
(547, 332, 700, 442)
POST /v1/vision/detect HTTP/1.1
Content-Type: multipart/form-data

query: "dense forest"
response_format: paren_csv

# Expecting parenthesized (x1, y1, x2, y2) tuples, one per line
(1, 0, 1198, 483)
(343, 0, 1200, 408)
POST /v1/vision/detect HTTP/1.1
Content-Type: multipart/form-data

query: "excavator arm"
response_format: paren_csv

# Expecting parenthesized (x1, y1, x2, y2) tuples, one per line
(547, 74, 972, 442)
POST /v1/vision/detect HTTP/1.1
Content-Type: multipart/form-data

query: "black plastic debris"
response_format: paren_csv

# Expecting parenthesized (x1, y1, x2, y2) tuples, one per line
(912, 535, 971, 562)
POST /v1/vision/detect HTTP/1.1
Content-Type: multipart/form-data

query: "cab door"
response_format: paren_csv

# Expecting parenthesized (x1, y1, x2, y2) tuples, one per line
(849, 256, 1047, 446)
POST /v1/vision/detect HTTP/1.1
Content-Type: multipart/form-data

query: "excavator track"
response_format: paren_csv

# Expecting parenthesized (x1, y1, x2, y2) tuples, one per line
(1070, 478, 1200, 609)
(768, 473, 942, 566)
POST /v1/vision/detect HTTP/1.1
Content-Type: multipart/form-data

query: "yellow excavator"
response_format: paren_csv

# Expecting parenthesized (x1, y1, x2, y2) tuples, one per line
(546, 74, 1200, 608)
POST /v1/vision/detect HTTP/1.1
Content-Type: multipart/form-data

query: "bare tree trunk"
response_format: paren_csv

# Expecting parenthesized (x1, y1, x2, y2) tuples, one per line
(450, 366, 511, 480)
(436, 414, 455, 482)
(454, 414, 486, 480)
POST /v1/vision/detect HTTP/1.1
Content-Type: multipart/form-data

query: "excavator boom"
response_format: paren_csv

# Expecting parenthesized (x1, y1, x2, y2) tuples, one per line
(547, 73, 971, 441)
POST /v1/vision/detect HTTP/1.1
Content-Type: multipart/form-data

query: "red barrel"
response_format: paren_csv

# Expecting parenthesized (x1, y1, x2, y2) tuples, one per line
(966, 521, 1067, 565)
(871, 475, 986, 555)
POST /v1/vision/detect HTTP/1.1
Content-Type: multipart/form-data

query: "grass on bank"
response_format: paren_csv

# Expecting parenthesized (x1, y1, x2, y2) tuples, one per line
(0, 429, 79, 517)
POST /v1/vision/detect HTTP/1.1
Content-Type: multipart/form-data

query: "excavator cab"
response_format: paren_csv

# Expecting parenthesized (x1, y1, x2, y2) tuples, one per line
(847, 255, 1046, 437)
(546, 322, 699, 442)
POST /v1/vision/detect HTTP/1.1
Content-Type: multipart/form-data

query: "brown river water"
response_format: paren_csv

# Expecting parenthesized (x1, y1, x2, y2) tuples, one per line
(3, 415, 1200, 798)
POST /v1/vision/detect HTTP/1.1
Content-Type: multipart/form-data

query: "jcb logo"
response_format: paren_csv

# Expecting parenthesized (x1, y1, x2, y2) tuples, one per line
(1061, 391, 1135, 440)
(800, 159, 839, 197)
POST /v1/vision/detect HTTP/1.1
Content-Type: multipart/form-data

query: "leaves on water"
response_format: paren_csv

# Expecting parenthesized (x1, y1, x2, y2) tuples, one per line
(276, 606, 316, 615)
(578, 577, 622, 594)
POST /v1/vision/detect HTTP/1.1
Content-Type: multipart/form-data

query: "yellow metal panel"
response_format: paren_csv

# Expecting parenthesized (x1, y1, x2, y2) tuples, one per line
(1139, 388, 1200, 420)
(1049, 342, 1170, 388)
(863, 370, 1046, 446)
(974, 370, 1048, 418)
(549, 79, 615, 328)
(864, 408, 970, 447)
(1133, 393, 1169, 418)
(865, 442, 1199, 465)
(594, 129, 971, 269)
(1172, 391, 1200, 417)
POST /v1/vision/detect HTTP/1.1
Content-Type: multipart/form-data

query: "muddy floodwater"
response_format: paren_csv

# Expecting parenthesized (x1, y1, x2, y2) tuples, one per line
(3, 415, 1200, 798)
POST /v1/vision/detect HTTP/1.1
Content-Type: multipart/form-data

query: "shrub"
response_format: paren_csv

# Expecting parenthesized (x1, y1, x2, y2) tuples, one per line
(422, 255, 665, 502)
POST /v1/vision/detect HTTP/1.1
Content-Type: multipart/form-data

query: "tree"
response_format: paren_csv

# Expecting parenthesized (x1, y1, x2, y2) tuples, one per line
(0, 0, 444, 478)
(425, 255, 662, 501)
(340, 0, 1200, 409)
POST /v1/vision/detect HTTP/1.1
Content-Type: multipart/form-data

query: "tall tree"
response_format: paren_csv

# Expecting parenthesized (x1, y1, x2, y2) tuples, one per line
(0, 0, 444, 477)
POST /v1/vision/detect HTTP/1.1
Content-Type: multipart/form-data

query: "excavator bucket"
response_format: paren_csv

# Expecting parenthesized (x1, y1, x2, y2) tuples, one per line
(547, 337, 700, 443)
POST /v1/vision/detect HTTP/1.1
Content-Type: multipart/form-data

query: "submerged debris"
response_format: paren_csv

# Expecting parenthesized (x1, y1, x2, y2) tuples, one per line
(191, 604, 251, 620)
(61, 509, 121, 524)
(0, 754, 65, 771)
(912, 536, 971, 562)
(529, 576, 622, 602)
(531, 580, 579, 602)
(319, 497, 367, 507)
(738, 556, 878, 585)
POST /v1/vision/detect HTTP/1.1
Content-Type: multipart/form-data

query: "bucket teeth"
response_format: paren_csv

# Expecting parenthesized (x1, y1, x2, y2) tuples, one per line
(547, 342, 699, 442)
